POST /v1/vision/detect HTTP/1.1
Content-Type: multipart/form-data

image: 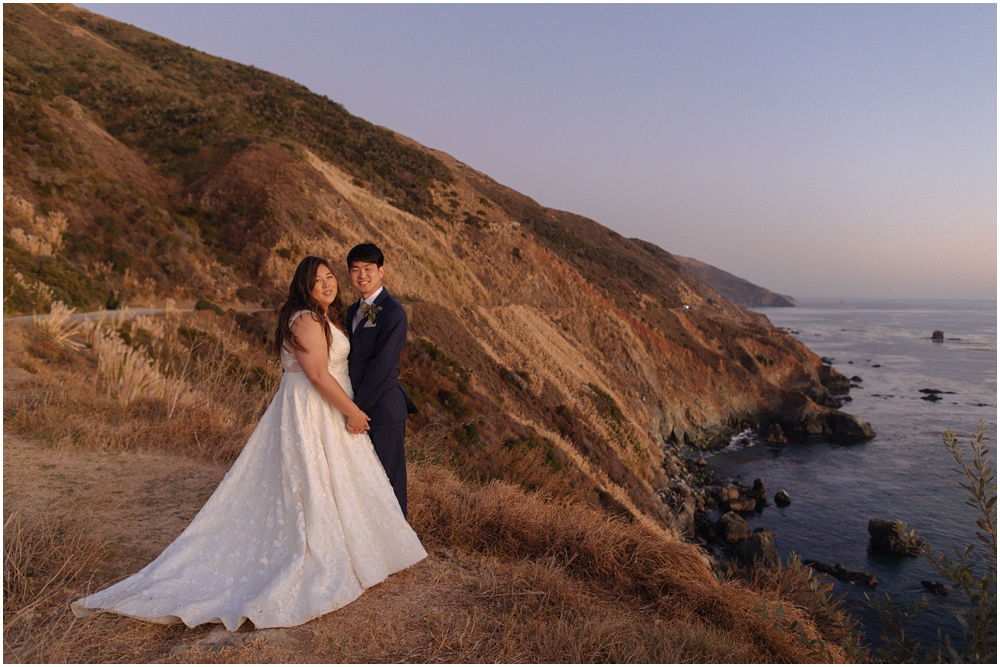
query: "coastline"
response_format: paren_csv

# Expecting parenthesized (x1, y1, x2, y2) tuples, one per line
(699, 297, 996, 648)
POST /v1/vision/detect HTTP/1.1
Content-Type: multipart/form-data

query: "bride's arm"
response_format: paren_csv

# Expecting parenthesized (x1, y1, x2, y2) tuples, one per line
(290, 315, 370, 432)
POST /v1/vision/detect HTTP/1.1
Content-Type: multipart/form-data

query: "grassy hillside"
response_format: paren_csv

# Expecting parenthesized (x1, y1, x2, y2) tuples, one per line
(2, 4, 873, 661)
(3, 315, 857, 662)
(675, 255, 796, 308)
(3, 2, 873, 524)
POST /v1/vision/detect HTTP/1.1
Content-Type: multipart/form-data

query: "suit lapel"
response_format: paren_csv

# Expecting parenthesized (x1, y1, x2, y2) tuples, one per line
(372, 288, 390, 309)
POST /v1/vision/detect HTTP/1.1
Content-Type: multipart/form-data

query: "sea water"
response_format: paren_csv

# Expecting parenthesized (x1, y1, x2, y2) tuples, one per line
(707, 298, 997, 651)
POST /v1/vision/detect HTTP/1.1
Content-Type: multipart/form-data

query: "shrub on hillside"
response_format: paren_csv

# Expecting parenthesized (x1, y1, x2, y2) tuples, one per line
(867, 423, 996, 663)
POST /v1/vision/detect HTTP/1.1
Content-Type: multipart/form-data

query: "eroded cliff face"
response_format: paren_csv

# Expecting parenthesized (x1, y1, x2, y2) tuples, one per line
(3, 3, 871, 529)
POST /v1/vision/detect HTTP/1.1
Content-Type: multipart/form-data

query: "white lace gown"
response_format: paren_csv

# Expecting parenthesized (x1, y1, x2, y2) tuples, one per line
(72, 313, 426, 630)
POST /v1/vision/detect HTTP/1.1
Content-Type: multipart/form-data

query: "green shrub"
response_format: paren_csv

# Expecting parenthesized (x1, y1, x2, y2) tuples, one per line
(866, 422, 996, 663)
(589, 383, 625, 424)
(194, 299, 224, 316)
(2, 239, 102, 311)
(921, 424, 996, 662)
(462, 211, 488, 229)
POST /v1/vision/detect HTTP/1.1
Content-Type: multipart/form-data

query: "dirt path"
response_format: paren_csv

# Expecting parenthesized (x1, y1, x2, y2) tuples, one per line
(3, 307, 271, 324)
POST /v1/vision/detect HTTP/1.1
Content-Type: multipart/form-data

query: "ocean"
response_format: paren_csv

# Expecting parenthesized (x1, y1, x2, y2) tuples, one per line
(707, 298, 997, 652)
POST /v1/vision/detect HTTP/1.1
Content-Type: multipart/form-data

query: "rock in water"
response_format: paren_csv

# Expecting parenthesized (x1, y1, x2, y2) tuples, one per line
(919, 388, 944, 402)
(717, 512, 750, 543)
(766, 423, 787, 445)
(829, 412, 877, 438)
(804, 559, 878, 587)
(719, 484, 740, 503)
(727, 497, 757, 512)
(931, 330, 944, 341)
(868, 518, 923, 556)
(735, 528, 780, 568)
(921, 580, 948, 596)
(747, 478, 768, 500)
(774, 490, 792, 507)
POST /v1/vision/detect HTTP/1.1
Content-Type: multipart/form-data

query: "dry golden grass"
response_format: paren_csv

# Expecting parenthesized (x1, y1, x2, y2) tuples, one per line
(3, 308, 853, 663)
(2, 442, 847, 663)
(32, 301, 84, 352)
(408, 464, 844, 663)
(3, 194, 68, 258)
(3, 504, 113, 662)
(5, 311, 278, 463)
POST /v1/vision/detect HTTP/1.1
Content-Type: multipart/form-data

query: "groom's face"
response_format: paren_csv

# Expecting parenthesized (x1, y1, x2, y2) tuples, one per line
(349, 261, 384, 299)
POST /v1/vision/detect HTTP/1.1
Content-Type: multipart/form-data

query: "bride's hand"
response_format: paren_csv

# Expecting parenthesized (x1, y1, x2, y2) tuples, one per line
(347, 410, 370, 434)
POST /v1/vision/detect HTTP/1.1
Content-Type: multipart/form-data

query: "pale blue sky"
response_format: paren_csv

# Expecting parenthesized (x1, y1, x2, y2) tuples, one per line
(81, 3, 997, 300)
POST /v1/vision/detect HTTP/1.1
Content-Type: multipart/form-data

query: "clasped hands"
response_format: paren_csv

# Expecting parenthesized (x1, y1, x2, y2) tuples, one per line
(346, 409, 371, 435)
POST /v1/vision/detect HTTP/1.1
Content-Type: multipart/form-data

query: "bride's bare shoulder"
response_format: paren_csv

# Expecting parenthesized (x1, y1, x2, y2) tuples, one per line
(289, 312, 325, 338)
(289, 310, 320, 325)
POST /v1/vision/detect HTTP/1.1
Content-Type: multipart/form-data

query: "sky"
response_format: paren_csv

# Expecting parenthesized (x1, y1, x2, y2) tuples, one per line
(81, 3, 997, 300)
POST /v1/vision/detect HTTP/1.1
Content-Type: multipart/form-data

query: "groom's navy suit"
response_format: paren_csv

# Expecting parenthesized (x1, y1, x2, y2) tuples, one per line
(347, 288, 416, 516)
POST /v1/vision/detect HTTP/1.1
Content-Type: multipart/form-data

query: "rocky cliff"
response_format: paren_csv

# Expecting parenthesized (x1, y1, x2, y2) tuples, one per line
(675, 255, 796, 308)
(3, 3, 872, 529)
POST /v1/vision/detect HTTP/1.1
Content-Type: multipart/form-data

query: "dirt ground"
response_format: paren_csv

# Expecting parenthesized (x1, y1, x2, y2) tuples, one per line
(3, 435, 520, 662)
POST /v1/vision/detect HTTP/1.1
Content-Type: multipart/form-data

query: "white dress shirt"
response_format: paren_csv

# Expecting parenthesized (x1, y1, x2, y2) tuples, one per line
(352, 286, 384, 332)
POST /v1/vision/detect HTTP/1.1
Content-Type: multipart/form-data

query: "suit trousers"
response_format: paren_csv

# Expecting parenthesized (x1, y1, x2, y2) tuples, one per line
(368, 421, 408, 517)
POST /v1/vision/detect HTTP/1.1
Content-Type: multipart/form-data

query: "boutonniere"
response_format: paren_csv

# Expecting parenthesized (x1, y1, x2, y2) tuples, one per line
(360, 302, 382, 324)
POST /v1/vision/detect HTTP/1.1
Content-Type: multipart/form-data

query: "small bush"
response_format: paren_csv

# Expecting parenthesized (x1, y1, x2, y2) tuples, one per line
(463, 212, 488, 229)
(866, 423, 997, 663)
(589, 383, 625, 424)
(194, 298, 224, 315)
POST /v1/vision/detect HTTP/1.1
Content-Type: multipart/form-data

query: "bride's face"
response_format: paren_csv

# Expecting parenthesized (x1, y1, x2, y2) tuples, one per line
(311, 264, 338, 307)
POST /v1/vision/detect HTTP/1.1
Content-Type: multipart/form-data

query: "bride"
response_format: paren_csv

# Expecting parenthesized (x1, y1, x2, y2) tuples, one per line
(72, 256, 427, 630)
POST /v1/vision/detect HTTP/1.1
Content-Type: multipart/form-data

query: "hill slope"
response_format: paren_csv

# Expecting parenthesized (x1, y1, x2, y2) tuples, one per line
(3, 3, 871, 532)
(675, 255, 796, 308)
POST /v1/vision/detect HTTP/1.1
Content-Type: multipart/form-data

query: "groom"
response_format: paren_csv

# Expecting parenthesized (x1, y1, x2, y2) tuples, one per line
(346, 242, 417, 517)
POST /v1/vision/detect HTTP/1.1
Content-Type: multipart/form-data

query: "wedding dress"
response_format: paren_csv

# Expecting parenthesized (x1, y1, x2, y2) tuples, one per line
(72, 312, 427, 630)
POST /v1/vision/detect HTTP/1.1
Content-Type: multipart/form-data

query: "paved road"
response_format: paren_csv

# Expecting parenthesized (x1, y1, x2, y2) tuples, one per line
(4, 307, 272, 324)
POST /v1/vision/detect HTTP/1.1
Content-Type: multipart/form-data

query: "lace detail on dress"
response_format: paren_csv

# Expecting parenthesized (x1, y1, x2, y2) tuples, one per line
(71, 308, 425, 630)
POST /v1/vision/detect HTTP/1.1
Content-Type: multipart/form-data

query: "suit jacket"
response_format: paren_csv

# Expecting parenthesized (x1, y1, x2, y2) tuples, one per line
(347, 289, 416, 426)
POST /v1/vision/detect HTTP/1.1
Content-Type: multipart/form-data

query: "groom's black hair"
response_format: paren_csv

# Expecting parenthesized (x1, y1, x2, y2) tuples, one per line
(346, 242, 384, 268)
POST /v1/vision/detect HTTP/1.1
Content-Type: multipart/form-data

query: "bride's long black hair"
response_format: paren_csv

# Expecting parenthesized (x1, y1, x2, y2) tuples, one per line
(275, 256, 347, 355)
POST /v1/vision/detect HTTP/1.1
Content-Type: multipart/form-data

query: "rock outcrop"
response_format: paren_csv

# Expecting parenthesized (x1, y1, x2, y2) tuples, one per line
(735, 528, 780, 568)
(804, 560, 877, 587)
(868, 519, 923, 556)
(717, 512, 751, 544)
(765, 423, 788, 444)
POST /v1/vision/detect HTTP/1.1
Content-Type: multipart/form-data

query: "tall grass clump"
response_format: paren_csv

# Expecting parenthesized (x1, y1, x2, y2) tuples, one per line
(2, 506, 111, 662)
(6, 309, 280, 462)
(6, 271, 56, 314)
(33, 300, 84, 351)
(89, 324, 186, 406)
(3, 194, 69, 257)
